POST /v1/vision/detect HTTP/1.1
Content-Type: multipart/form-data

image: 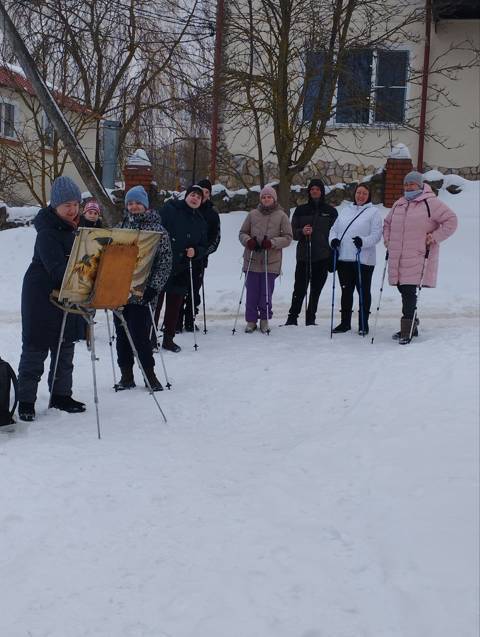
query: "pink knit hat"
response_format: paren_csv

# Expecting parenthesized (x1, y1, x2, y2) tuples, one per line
(83, 200, 101, 215)
(260, 185, 277, 202)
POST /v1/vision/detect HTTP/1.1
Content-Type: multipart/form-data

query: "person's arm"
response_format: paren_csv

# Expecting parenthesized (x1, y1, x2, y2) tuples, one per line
(147, 231, 173, 293)
(429, 201, 458, 244)
(239, 214, 253, 247)
(35, 230, 70, 288)
(360, 209, 383, 248)
(206, 211, 221, 256)
(291, 208, 304, 241)
(383, 208, 393, 247)
(271, 213, 293, 249)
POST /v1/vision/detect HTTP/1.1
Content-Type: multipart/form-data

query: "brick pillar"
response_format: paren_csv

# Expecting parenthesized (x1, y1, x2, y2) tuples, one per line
(383, 158, 413, 207)
(123, 165, 153, 193)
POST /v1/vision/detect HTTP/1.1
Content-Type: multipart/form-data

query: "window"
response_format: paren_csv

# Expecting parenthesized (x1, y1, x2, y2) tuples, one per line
(43, 112, 54, 147)
(0, 101, 17, 138)
(303, 49, 409, 125)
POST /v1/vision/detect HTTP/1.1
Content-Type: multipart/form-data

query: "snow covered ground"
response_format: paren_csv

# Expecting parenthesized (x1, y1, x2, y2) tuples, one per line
(0, 182, 478, 637)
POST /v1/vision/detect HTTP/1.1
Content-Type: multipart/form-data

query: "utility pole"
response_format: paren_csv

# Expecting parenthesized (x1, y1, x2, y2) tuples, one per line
(210, 0, 224, 183)
(0, 1, 117, 225)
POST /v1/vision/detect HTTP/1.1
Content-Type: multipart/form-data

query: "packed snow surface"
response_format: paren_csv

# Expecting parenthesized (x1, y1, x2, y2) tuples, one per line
(0, 182, 478, 637)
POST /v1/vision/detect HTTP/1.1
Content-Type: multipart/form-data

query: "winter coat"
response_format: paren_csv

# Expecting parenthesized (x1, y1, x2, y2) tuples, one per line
(198, 199, 221, 267)
(383, 184, 457, 287)
(21, 206, 84, 348)
(118, 209, 172, 304)
(291, 198, 337, 262)
(159, 198, 208, 294)
(79, 216, 103, 228)
(329, 202, 383, 266)
(239, 205, 293, 274)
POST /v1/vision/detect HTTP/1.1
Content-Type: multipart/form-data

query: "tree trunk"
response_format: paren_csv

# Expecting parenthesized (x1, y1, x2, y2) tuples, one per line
(277, 165, 293, 215)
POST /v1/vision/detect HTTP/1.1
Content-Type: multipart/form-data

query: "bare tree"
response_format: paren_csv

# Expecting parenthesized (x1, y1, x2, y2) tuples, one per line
(222, 0, 479, 209)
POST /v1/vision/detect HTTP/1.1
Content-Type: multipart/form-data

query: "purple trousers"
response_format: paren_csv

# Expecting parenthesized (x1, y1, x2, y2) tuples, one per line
(245, 271, 277, 321)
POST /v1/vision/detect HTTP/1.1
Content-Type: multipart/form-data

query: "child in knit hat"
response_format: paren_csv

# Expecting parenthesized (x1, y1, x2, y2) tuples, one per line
(238, 185, 292, 333)
(80, 199, 103, 228)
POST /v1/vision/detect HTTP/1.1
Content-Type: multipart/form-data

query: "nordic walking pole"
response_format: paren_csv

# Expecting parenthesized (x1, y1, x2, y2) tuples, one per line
(356, 248, 366, 337)
(104, 310, 117, 388)
(370, 250, 389, 344)
(263, 235, 271, 335)
(148, 303, 172, 389)
(409, 248, 430, 343)
(201, 272, 207, 334)
(188, 258, 198, 351)
(304, 235, 312, 323)
(330, 248, 338, 339)
(232, 250, 254, 334)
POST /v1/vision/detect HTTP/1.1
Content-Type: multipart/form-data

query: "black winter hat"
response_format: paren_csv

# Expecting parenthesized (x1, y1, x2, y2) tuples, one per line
(307, 178, 325, 199)
(197, 178, 212, 194)
(185, 184, 204, 197)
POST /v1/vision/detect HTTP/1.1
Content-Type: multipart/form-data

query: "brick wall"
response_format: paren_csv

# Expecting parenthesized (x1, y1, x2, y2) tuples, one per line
(123, 166, 153, 193)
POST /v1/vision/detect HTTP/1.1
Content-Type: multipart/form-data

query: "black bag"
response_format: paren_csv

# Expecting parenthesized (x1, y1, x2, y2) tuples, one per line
(0, 356, 18, 426)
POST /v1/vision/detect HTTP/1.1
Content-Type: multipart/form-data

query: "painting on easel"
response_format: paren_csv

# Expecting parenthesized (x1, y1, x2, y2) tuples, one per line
(59, 227, 165, 304)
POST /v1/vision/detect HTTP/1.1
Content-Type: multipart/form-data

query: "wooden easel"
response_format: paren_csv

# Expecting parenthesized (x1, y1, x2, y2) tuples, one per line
(50, 243, 167, 439)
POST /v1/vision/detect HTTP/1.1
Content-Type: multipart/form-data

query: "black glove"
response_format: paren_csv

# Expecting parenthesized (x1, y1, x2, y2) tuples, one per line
(330, 238, 341, 250)
(352, 236, 363, 249)
(142, 286, 157, 303)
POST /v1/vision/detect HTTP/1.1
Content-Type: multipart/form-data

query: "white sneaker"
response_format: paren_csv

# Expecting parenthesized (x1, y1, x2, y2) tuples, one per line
(245, 321, 257, 333)
(259, 319, 269, 333)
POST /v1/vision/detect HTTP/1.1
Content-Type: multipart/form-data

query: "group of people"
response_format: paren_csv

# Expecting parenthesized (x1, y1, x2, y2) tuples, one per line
(15, 169, 457, 422)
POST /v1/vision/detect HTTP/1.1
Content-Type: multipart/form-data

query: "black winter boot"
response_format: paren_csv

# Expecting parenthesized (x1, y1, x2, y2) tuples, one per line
(393, 317, 419, 341)
(358, 312, 370, 336)
(163, 334, 181, 353)
(332, 311, 352, 333)
(115, 366, 135, 391)
(285, 315, 298, 326)
(18, 401, 35, 422)
(144, 368, 163, 392)
(50, 395, 86, 413)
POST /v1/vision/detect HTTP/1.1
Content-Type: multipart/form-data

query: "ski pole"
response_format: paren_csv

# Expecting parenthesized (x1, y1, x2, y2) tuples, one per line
(409, 248, 430, 343)
(263, 235, 271, 335)
(201, 271, 207, 334)
(304, 235, 312, 323)
(330, 248, 338, 339)
(356, 248, 365, 337)
(232, 250, 254, 334)
(188, 258, 198, 351)
(148, 303, 172, 389)
(370, 250, 389, 344)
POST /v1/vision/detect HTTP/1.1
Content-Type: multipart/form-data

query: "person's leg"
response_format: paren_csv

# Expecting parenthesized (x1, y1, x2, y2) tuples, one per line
(287, 260, 308, 323)
(18, 346, 49, 407)
(333, 261, 355, 331)
(129, 305, 155, 371)
(398, 284, 417, 319)
(162, 293, 184, 352)
(48, 341, 74, 397)
(306, 259, 329, 324)
(114, 306, 135, 369)
(259, 273, 277, 320)
(245, 272, 261, 323)
(355, 264, 374, 333)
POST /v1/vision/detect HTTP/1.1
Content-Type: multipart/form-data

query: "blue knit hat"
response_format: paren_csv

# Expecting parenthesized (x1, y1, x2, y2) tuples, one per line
(50, 176, 82, 209)
(125, 185, 149, 210)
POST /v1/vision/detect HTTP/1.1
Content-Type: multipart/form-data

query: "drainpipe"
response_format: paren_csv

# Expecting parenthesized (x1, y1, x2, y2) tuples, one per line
(417, 0, 432, 172)
(210, 0, 224, 183)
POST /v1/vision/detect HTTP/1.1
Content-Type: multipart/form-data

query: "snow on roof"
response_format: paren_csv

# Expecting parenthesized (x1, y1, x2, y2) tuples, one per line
(388, 143, 411, 160)
(126, 149, 152, 167)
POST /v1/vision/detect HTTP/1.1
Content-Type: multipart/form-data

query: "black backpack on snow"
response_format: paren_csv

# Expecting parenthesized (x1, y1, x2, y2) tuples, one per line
(0, 356, 18, 426)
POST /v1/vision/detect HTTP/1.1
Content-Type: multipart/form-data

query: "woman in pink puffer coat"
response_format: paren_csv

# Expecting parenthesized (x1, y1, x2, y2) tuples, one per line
(383, 171, 457, 344)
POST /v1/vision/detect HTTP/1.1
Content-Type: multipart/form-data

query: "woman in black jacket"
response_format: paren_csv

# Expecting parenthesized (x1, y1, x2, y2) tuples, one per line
(17, 176, 86, 422)
(155, 185, 208, 352)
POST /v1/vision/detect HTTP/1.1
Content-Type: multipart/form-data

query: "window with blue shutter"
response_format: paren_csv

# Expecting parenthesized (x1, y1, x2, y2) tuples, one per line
(302, 51, 327, 123)
(336, 49, 373, 124)
(374, 50, 409, 123)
